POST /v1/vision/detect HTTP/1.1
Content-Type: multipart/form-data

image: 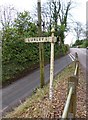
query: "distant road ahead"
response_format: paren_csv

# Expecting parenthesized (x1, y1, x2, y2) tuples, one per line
(70, 48, 88, 72)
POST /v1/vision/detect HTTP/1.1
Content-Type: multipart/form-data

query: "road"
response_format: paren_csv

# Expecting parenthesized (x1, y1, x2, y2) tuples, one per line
(1, 53, 75, 115)
(70, 48, 88, 74)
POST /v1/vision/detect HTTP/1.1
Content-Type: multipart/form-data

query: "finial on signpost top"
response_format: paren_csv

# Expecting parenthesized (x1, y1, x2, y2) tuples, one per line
(51, 28, 55, 42)
(51, 27, 55, 33)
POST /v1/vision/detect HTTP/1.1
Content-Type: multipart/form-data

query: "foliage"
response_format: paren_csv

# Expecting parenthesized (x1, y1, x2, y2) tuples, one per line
(72, 40, 83, 47)
(2, 32, 39, 83)
(2, 11, 39, 83)
(82, 40, 88, 47)
(72, 39, 88, 48)
(2, 10, 69, 85)
(14, 11, 38, 38)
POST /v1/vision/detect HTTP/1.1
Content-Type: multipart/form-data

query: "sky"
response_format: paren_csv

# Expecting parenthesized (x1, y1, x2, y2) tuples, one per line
(0, 0, 87, 45)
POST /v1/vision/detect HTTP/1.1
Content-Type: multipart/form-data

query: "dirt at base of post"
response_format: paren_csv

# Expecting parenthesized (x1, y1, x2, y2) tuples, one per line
(4, 62, 86, 118)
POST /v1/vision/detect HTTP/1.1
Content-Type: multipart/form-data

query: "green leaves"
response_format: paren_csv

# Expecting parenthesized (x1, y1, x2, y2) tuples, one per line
(2, 10, 69, 85)
(72, 39, 88, 48)
(14, 11, 37, 38)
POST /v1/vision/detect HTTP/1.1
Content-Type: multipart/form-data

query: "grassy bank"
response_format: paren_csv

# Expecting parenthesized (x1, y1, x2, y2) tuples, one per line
(4, 62, 75, 118)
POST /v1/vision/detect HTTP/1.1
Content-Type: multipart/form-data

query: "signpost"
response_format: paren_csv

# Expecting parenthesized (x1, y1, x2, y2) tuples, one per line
(25, 0, 57, 101)
(25, 28, 57, 101)
(49, 28, 55, 101)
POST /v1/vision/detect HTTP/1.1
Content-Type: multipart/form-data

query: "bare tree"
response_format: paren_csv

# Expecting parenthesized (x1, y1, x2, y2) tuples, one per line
(41, 0, 73, 44)
(41, 0, 61, 34)
(0, 5, 17, 30)
(30, 0, 73, 42)
(74, 22, 85, 40)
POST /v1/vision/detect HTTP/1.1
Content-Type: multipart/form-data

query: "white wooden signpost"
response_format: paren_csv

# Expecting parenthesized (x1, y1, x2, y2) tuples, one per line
(25, 28, 57, 101)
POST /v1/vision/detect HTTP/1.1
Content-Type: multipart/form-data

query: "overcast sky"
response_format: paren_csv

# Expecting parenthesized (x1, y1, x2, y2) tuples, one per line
(0, 0, 87, 45)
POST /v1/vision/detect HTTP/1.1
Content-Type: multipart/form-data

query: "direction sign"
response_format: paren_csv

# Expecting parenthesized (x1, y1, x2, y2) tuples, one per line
(25, 37, 57, 43)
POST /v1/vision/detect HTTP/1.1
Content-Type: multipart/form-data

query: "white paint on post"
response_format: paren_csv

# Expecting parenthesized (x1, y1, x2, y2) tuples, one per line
(49, 28, 55, 101)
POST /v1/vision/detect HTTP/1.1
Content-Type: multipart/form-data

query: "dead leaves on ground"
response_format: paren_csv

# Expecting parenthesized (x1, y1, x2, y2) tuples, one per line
(22, 66, 86, 118)
(6, 64, 86, 118)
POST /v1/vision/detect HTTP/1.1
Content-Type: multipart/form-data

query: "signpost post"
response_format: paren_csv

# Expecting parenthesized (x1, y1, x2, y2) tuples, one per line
(49, 28, 55, 101)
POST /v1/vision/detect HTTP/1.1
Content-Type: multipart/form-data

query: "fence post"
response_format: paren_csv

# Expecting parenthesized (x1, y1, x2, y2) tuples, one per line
(75, 52, 78, 67)
(74, 52, 79, 84)
(67, 75, 78, 118)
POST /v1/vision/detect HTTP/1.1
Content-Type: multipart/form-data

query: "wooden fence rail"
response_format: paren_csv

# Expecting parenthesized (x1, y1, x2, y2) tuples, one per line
(61, 52, 79, 119)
